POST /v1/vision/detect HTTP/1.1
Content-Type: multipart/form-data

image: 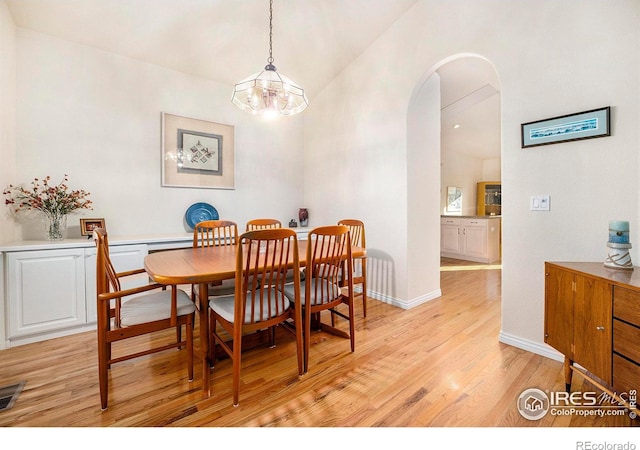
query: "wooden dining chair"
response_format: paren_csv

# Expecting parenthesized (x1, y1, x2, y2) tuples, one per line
(246, 218, 282, 231)
(93, 228, 195, 410)
(246, 218, 303, 284)
(208, 228, 303, 405)
(193, 220, 238, 247)
(281, 225, 355, 373)
(192, 220, 239, 300)
(338, 219, 368, 317)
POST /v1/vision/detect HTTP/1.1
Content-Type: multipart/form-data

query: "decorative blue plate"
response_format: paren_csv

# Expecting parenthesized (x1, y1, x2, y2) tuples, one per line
(185, 202, 219, 229)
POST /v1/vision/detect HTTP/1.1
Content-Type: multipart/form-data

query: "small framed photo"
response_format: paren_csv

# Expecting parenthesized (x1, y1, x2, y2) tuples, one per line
(80, 218, 106, 237)
(521, 106, 610, 148)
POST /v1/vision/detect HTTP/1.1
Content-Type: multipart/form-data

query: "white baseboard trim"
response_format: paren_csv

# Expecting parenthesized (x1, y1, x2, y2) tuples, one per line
(367, 288, 441, 310)
(499, 330, 564, 362)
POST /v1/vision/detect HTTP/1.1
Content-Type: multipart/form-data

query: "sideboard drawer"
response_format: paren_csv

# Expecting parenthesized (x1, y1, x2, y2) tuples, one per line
(613, 354, 640, 393)
(613, 319, 640, 363)
(613, 286, 640, 325)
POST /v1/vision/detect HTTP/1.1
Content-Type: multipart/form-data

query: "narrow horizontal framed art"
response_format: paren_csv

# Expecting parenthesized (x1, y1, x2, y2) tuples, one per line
(521, 106, 610, 148)
(161, 112, 235, 189)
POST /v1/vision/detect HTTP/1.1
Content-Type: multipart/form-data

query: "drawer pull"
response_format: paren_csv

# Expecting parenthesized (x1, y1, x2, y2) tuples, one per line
(596, 326, 605, 331)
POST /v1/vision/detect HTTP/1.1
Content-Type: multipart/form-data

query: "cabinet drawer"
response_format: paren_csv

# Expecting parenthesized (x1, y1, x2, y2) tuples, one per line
(462, 218, 487, 228)
(613, 286, 640, 326)
(613, 354, 640, 393)
(614, 318, 640, 363)
(441, 217, 461, 225)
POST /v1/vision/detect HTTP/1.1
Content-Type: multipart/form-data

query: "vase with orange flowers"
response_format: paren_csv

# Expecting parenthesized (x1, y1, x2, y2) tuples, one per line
(3, 175, 93, 240)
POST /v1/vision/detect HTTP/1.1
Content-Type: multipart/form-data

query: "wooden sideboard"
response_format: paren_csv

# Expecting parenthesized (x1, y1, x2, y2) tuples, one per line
(544, 261, 640, 406)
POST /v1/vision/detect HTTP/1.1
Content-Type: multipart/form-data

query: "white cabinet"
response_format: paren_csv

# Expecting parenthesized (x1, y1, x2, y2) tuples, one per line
(7, 248, 86, 340)
(440, 217, 462, 254)
(440, 217, 501, 263)
(3, 242, 148, 346)
(1, 234, 193, 348)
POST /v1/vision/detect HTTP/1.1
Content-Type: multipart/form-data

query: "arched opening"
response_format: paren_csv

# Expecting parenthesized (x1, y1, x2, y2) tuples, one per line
(407, 53, 502, 305)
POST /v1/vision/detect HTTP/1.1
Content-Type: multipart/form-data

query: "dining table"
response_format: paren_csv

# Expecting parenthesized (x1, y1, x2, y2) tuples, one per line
(143, 238, 365, 398)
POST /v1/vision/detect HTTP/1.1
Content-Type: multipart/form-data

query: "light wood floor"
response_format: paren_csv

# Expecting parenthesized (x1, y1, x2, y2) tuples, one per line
(0, 258, 637, 431)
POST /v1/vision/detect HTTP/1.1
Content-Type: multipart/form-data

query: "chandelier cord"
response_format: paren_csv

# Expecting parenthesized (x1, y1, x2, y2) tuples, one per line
(267, 0, 274, 65)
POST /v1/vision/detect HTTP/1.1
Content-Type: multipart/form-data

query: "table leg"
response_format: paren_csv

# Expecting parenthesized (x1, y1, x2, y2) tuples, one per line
(199, 282, 210, 398)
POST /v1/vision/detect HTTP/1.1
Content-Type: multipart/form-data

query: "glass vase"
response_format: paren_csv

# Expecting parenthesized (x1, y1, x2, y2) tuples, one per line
(45, 213, 67, 240)
(298, 208, 309, 227)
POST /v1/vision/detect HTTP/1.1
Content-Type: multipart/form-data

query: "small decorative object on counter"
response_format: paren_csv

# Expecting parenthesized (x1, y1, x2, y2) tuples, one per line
(289, 219, 298, 228)
(3, 174, 93, 240)
(604, 220, 633, 270)
(298, 208, 308, 227)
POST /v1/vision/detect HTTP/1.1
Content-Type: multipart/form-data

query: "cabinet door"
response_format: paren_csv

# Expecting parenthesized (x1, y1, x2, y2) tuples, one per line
(441, 224, 461, 254)
(462, 222, 487, 258)
(7, 248, 86, 338)
(573, 274, 612, 384)
(84, 244, 148, 323)
(544, 264, 574, 357)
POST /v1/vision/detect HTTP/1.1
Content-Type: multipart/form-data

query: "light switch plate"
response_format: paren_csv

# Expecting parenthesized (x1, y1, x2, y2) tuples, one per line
(530, 195, 550, 211)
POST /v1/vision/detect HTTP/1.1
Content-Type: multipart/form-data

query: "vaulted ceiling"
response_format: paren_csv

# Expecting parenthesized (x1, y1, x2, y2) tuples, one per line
(6, 0, 500, 160)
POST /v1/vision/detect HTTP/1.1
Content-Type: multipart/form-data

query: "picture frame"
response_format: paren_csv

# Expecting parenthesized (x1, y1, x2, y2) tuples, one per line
(521, 106, 610, 148)
(446, 186, 462, 213)
(161, 112, 235, 189)
(80, 218, 106, 237)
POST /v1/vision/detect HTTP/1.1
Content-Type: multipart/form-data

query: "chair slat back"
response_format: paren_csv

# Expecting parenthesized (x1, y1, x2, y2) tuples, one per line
(337, 219, 365, 248)
(246, 218, 282, 231)
(236, 229, 299, 325)
(307, 225, 352, 302)
(194, 220, 238, 247)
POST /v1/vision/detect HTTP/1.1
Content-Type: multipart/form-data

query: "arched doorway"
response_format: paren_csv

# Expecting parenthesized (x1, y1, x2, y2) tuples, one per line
(406, 53, 501, 302)
(438, 56, 501, 221)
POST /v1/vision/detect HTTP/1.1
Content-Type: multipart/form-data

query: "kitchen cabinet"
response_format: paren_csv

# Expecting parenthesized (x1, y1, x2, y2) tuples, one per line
(440, 217, 501, 263)
(440, 217, 462, 254)
(545, 262, 640, 404)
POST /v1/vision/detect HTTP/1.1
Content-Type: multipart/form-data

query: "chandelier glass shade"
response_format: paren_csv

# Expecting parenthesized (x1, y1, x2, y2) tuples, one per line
(231, 0, 308, 117)
(232, 64, 308, 117)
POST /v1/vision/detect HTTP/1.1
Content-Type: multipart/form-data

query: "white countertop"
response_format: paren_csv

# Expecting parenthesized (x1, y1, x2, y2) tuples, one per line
(0, 228, 313, 252)
(441, 215, 501, 219)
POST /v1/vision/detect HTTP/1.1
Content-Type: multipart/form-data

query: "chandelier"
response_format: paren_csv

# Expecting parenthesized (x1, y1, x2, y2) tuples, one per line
(231, 0, 309, 118)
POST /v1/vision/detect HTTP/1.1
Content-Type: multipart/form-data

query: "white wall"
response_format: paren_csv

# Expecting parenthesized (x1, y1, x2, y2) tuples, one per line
(0, 1, 16, 242)
(481, 157, 500, 182)
(441, 151, 484, 216)
(304, 0, 640, 357)
(9, 28, 305, 241)
(407, 73, 441, 303)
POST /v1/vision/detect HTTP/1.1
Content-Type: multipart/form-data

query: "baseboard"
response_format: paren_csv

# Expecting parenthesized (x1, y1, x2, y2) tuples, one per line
(499, 330, 564, 362)
(367, 288, 441, 310)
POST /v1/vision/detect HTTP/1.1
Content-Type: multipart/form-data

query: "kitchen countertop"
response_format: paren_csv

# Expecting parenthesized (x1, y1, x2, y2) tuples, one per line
(441, 215, 501, 219)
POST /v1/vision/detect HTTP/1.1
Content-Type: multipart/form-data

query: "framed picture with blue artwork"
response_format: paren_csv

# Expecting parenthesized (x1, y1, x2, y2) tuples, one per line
(161, 112, 235, 189)
(521, 106, 610, 148)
